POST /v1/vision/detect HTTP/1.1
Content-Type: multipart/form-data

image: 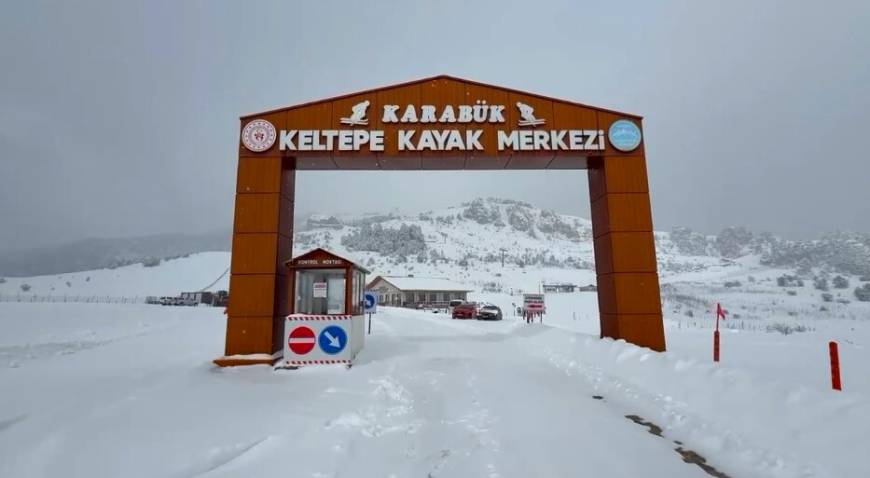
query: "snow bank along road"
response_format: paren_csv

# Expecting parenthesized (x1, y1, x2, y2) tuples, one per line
(1, 303, 867, 478)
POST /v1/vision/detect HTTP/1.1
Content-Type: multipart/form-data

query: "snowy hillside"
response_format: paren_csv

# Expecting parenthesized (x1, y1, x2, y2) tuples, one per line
(3, 197, 870, 324)
(0, 252, 230, 298)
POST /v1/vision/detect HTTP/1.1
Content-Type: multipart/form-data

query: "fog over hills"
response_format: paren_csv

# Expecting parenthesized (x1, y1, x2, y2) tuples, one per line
(2, 197, 869, 279)
(0, 231, 231, 278)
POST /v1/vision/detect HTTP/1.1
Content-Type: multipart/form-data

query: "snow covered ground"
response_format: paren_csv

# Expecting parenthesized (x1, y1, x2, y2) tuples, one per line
(1, 300, 868, 478)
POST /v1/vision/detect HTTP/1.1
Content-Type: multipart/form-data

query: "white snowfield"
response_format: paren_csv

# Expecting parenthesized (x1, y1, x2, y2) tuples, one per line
(1, 302, 868, 478)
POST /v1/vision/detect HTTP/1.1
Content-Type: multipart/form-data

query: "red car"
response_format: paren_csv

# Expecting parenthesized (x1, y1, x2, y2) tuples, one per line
(451, 302, 477, 319)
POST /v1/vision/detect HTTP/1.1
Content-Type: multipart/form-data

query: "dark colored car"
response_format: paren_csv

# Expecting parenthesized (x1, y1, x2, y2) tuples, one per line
(476, 304, 503, 321)
(452, 302, 478, 319)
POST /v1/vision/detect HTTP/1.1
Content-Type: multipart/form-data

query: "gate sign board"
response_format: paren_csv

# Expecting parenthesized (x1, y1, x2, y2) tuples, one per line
(523, 293, 546, 314)
(364, 291, 377, 314)
(283, 315, 356, 365)
(216, 75, 667, 368)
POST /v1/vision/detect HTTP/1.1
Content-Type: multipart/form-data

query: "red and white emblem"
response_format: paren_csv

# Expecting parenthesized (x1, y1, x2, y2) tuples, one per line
(241, 119, 277, 152)
(287, 325, 316, 355)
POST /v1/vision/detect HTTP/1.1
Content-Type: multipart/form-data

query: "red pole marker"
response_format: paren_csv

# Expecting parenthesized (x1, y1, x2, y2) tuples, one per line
(713, 302, 725, 363)
(829, 341, 842, 391)
(713, 330, 720, 362)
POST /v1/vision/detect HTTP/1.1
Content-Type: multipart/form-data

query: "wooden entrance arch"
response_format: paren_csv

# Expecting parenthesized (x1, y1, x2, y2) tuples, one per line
(215, 75, 665, 366)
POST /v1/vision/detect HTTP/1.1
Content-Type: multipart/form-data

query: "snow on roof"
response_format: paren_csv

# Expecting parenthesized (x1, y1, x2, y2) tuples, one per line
(374, 276, 473, 292)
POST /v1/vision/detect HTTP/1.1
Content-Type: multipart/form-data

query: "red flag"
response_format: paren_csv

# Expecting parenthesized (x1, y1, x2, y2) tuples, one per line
(716, 302, 726, 320)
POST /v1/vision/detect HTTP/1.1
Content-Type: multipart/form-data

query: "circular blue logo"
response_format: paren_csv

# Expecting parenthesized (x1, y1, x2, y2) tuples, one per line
(318, 325, 347, 355)
(608, 119, 642, 152)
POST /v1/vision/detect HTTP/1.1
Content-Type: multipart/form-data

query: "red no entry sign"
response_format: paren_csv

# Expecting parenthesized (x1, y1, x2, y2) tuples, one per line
(288, 325, 316, 355)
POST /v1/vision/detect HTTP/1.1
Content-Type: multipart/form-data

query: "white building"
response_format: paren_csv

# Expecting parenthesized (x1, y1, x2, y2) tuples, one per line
(366, 276, 473, 308)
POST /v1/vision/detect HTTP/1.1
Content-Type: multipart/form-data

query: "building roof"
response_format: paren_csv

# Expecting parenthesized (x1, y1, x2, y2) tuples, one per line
(368, 275, 473, 292)
(286, 248, 370, 274)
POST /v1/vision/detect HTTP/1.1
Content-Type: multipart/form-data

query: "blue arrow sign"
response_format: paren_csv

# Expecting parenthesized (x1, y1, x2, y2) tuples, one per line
(318, 325, 347, 355)
(364, 291, 377, 313)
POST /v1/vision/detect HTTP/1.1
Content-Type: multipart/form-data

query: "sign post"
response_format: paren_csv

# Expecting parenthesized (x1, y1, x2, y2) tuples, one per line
(364, 290, 377, 335)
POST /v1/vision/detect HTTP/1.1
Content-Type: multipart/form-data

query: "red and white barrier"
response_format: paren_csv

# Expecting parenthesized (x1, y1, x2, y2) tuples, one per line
(284, 360, 350, 365)
(286, 314, 352, 321)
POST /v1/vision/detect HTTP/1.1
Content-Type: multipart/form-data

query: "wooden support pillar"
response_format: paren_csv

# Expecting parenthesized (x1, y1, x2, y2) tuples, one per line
(588, 150, 666, 352)
(216, 115, 295, 366)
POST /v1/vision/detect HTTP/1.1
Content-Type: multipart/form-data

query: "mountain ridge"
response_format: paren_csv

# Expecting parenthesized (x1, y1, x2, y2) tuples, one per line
(2, 197, 869, 279)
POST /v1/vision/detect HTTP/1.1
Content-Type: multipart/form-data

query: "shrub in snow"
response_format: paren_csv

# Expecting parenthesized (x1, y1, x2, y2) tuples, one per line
(813, 277, 829, 291)
(0, 277, 5, 284)
(462, 198, 500, 225)
(669, 227, 709, 256)
(506, 204, 534, 232)
(428, 249, 445, 264)
(821, 293, 834, 302)
(854, 284, 870, 302)
(715, 226, 754, 258)
(435, 215, 454, 225)
(767, 323, 810, 335)
(787, 290, 797, 296)
(20, 283, 31, 292)
(860, 275, 870, 282)
(142, 257, 161, 267)
(776, 275, 803, 287)
(796, 259, 813, 277)
(723, 281, 742, 288)
(832, 275, 849, 289)
(538, 210, 580, 239)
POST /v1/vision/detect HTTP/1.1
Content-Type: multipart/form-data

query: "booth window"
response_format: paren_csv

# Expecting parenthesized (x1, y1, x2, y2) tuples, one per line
(351, 269, 365, 315)
(296, 268, 345, 314)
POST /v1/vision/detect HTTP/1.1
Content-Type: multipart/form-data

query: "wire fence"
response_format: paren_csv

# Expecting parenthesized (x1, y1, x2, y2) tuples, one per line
(0, 294, 145, 304)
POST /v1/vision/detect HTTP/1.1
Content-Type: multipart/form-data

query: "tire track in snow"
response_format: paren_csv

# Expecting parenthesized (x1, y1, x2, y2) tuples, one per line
(533, 343, 822, 478)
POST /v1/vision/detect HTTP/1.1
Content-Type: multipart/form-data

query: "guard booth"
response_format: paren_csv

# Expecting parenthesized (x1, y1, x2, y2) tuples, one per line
(283, 248, 368, 367)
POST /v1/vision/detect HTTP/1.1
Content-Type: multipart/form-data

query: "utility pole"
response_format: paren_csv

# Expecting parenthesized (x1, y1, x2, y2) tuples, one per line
(499, 247, 507, 268)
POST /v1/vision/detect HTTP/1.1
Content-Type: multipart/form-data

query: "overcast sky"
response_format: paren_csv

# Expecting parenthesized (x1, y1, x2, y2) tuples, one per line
(1, 0, 869, 251)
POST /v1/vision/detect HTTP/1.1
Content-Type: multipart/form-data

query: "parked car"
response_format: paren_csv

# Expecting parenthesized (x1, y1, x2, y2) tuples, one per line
(448, 299, 464, 314)
(452, 302, 478, 319)
(477, 303, 503, 321)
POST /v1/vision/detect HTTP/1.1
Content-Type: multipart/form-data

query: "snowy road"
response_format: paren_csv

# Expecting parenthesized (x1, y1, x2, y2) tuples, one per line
(1, 303, 867, 477)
